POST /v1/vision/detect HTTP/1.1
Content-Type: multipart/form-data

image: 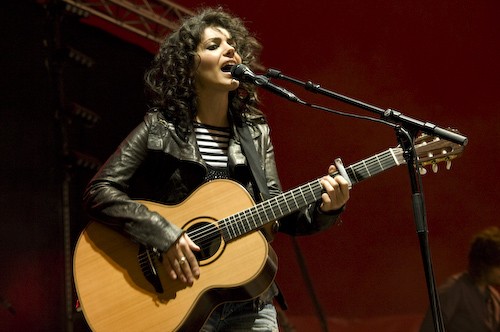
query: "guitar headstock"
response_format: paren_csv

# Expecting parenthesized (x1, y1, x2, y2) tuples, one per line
(394, 129, 465, 174)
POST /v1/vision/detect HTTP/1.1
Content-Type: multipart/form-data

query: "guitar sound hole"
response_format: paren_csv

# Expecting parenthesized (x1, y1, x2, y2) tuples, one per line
(186, 221, 222, 264)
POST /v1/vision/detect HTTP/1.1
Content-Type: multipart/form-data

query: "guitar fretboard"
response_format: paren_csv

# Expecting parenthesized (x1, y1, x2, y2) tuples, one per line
(218, 147, 403, 242)
(346, 147, 402, 184)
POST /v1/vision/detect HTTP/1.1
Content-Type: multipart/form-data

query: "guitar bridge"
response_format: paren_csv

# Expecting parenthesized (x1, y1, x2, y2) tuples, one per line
(138, 245, 164, 294)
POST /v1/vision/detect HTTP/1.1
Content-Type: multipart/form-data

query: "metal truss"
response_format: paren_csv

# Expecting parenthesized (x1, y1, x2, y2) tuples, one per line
(62, 0, 194, 43)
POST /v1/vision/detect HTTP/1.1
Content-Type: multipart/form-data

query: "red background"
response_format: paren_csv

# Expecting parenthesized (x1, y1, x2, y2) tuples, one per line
(171, 0, 500, 327)
(1, 0, 499, 331)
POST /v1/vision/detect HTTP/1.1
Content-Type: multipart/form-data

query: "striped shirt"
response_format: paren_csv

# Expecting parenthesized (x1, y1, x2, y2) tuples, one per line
(193, 122, 230, 168)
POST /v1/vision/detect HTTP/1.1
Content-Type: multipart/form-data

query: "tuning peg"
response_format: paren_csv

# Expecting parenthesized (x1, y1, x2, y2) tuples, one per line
(446, 160, 452, 170)
(432, 162, 438, 173)
(419, 167, 428, 175)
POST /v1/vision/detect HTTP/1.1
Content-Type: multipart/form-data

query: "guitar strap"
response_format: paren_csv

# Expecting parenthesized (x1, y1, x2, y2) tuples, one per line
(237, 123, 289, 311)
(237, 123, 270, 201)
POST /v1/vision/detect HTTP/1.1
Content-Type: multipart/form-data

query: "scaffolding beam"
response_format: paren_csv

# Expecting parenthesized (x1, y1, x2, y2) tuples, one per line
(62, 0, 194, 43)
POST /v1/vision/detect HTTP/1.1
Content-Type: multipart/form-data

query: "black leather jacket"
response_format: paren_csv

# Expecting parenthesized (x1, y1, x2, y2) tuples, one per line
(83, 110, 342, 252)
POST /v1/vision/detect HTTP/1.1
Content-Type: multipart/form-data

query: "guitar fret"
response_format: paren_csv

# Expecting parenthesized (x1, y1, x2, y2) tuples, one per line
(347, 167, 358, 184)
(291, 188, 305, 208)
(304, 183, 313, 205)
(245, 213, 253, 233)
(249, 210, 258, 230)
(275, 198, 284, 216)
(246, 209, 258, 230)
(260, 201, 269, 226)
(257, 200, 271, 228)
(388, 148, 401, 166)
(291, 191, 300, 210)
(375, 153, 384, 170)
(234, 215, 243, 238)
(228, 216, 237, 238)
(242, 215, 249, 235)
(268, 199, 278, 219)
(235, 214, 244, 237)
(220, 217, 231, 241)
(351, 162, 366, 182)
(362, 160, 372, 177)
(299, 187, 308, 206)
(220, 179, 323, 241)
(254, 204, 264, 226)
(282, 193, 292, 212)
(219, 148, 409, 242)
(238, 214, 246, 236)
(349, 150, 395, 183)
(264, 200, 273, 221)
(221, 222, 231, 241)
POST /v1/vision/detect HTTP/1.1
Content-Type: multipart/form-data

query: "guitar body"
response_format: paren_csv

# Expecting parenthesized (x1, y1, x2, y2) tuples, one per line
(74, 179, 278, 331)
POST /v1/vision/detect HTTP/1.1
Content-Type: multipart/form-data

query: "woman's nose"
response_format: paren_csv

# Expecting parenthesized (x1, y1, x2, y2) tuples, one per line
(224, 44, 236, 57)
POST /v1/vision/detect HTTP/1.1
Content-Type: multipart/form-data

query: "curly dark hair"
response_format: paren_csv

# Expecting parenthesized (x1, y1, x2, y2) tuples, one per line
(144, 7, 263, 140)
(468, 226, 500, 280)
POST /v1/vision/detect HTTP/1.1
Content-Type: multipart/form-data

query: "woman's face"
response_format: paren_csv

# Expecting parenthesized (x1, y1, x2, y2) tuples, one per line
(194, 26, 242, 93)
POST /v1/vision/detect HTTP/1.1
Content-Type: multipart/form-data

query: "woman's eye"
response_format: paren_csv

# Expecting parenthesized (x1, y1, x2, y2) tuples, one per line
(207, 44, 219, 50)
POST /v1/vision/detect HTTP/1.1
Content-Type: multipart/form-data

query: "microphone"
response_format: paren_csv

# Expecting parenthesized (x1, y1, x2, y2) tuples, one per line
(231, 64, 302, 103)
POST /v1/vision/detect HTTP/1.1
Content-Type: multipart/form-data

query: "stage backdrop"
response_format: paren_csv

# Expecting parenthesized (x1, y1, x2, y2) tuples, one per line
(1, 0, 498, 331)
(177, 1, 500, 329)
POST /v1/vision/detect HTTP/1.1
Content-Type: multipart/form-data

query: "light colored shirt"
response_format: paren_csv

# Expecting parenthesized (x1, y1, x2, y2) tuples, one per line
(193, 121, 230, 168)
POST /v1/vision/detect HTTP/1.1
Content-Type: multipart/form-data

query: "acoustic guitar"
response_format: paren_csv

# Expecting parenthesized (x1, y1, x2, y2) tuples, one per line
(74, 132, 463, 331)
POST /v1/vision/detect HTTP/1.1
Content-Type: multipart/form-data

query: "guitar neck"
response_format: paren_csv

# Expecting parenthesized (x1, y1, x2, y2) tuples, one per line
(345, 147, 403, 185)
(219, 147, 403, 242)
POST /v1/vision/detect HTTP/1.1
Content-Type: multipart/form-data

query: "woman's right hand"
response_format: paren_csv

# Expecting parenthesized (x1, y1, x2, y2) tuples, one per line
(163, 233, 200, 285)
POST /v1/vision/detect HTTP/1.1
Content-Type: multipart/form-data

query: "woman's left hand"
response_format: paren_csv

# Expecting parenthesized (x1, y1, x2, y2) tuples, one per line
(319, 165, 350, 212)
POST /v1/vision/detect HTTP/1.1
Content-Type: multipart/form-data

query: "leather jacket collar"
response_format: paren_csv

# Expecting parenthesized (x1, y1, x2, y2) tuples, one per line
(147, 110, 263, 173)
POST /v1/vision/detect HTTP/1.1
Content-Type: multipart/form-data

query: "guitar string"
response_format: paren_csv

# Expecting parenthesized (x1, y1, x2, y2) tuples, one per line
(199, 143, 436, 246)
(186, 181, 321, 245)
(185, 180, 323, 248)
(210, 144, 441, 245)
(184, 152, 398, 249)
(349, 150, 396, 181)
(188, 159, 396, 250)
(183, 149, 400, 249)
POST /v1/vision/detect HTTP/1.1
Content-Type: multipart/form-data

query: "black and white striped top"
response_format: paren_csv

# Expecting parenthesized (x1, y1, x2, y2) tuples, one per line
(193, 122, 231, 168)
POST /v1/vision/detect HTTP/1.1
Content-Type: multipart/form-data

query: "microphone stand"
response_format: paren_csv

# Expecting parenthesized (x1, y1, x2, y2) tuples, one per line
(266, 69, 468, 146)
(265, 69, 469, 332)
